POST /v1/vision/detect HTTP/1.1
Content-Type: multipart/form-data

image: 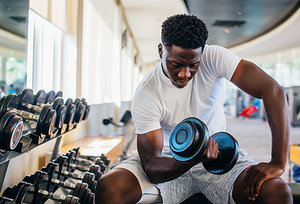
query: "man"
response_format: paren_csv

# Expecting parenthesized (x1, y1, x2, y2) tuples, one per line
(96, 14, 292, 203)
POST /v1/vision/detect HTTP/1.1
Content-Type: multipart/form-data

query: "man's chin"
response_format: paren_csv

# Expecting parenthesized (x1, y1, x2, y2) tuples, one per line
(173, 81, 188, 88)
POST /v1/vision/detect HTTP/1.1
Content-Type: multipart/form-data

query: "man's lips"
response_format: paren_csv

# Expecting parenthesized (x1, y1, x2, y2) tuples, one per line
(176, 79, 189, 86)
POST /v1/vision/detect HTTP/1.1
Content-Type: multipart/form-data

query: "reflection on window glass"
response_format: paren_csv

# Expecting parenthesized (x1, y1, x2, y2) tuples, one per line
(0, 56, 26, 97)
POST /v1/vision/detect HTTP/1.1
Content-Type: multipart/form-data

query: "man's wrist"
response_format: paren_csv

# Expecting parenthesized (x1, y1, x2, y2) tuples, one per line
(270, 159, 286, 169)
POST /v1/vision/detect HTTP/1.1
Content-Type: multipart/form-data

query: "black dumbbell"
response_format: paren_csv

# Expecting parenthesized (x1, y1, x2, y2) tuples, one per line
(72, 147, 110, 169)
(55, 91, 63, 99)
(33, 90, 55, 105)
(169, 117, 239, 174)
(0, 94, 56, 139)
(2, 181, 85, 204)
(72, 147, 110, 167)
(63, 152, 104, 178)
(0, 109, 23, 151)
(42, 162, 97, 192)
(67, 149, 107, 173)
(19, 89, 67, 131)
(78, 98, 90, 121)
(23, 171, 96, 203)
(31, 89, 67, 134)
(66, 98, 85, 125)
(56, 155, 102, 181)
(63, 99, 76, 127)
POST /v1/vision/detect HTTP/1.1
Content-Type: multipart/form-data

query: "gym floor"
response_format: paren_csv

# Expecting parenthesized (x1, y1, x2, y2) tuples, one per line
(122, 116, 300, 183)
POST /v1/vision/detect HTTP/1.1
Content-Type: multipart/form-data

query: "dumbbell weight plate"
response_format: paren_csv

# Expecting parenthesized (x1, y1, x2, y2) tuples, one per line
(202, 132, 239, 175)
(82, 188, 91, 204)
(0, 111, 23, 151)
(74, 104, 86, 123)
(52, 97, 64, 110)
(17, 89, 34, 110)
(89, 165, 101, 180)
(1, 94, 18, 115)
(33, 90, 46, 105)
(65, 98, 73, 108)
(63, 195, 79, 204)
(72, 183, 88, 203)
(55, 105, 67, 129)
(65, 104, 76, 126)
(73, 99, 81, 107)
(42, 109, 56, 136)
(36, 105, 52, 135)
(14, 182, 33, 204)
(88, 180, 97, 193)
(0, 97, 7, 117)
(63, 195, 73, 204)
(82, 105, 90, 121)
(55, 91, 63, 99)
(87, 192, 95, 204)
(82, 172, 95, 185)
(170, 117, 209, 162)
(46, 91, 56, 104)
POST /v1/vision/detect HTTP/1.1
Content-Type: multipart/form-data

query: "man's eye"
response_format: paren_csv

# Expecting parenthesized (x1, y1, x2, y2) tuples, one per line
(172, 63, 181, 68)
(189, 63, 198, 68)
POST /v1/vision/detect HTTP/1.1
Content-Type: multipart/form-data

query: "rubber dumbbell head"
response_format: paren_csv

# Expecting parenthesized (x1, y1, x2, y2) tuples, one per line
(170, 117, 209, 162)
(1, 94, 56, 136)
(202, 132, 239, 174)
(170, 117, 239, 174)
(0, 110, 23, 151)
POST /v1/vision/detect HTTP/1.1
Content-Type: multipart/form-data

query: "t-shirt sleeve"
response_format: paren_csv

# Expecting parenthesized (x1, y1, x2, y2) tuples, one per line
(131, 89, 161, 134)
(207, 45, 241, 80)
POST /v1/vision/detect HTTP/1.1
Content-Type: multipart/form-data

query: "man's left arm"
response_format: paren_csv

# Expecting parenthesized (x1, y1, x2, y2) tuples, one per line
(230, 59, 290, 200)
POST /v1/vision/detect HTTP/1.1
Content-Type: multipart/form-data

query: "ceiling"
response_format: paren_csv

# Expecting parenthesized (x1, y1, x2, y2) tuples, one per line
(122, 0, 300, 64)
(184, 0, 300, 48)
(121, 0, 188, 65)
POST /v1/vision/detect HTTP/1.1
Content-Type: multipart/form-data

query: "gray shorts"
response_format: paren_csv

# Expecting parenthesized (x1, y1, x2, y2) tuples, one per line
(115, 149, 256, 204)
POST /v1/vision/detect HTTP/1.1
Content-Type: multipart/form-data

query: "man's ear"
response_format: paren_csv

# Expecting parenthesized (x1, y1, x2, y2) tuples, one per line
(158, 43, 163, 59)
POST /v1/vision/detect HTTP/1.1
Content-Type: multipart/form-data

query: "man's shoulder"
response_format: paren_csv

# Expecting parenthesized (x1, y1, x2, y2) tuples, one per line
(136, 63, 161, 92)
(203, 44, 227, 54)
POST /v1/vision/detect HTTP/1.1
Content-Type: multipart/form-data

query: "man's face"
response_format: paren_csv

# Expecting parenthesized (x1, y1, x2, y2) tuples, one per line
(159, 44, 202, 88)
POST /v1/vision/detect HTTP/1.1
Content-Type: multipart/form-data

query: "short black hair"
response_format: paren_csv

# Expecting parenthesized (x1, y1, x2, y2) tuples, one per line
(161, 14, 208, 50)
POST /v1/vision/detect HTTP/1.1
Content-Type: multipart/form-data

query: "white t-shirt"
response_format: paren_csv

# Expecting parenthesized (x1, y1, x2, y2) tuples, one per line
(131, 45, 241, 153)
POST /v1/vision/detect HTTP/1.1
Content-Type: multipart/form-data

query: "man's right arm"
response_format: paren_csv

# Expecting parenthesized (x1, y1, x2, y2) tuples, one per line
(137, 128, 218, 184)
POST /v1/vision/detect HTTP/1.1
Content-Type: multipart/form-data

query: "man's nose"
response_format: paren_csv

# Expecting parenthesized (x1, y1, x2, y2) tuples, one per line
(178, 67, 191, 78)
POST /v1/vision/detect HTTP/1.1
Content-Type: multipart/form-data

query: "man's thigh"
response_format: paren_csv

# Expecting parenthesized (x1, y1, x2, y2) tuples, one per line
(190, 150, 256, 204)
(114, 156, 162, 203)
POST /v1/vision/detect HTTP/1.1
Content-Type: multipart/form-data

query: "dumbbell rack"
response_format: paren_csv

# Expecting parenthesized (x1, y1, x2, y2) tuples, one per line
(0, 127, 72, 191)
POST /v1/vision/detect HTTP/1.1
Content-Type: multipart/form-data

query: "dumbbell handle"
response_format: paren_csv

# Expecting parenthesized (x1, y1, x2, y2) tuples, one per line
(26, 104, 43, 114)
(14, 109, 39, 121)
(57, 170, 83, 180)
(49, 178, 76, 190)
(34, 189, 67, 202)
(69, 163, 89, 172)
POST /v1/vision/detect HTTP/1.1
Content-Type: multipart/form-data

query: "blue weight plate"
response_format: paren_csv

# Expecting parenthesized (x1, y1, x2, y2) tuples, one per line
(170, 121, 196, 154)
(170, 117, 209, 162)
(202, 132, 239, 174)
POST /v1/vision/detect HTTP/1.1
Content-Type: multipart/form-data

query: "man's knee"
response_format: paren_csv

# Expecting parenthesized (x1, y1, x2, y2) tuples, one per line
(259, 178, 293, 203)
(95, 168, 142, 204)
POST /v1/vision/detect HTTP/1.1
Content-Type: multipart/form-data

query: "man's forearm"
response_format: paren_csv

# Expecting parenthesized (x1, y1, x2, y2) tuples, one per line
(263, 85, 289, 168)
(142, 154, 195, 183)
